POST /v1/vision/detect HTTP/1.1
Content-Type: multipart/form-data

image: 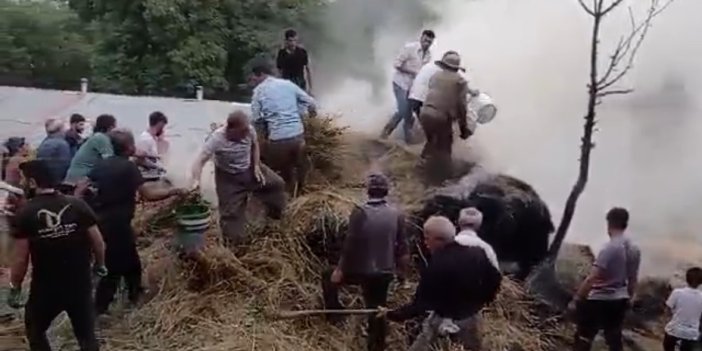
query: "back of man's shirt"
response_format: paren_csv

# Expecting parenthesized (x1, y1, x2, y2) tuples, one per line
(589, 235, 641, 300)
(340, 199, 407, 276)
(89, 156, 144, 219)
(13, 193, 96, 289)
(65, 132, 114, 183)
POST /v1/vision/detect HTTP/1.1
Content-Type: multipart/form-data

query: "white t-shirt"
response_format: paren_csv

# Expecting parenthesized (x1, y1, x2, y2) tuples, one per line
(408, 63, 441, 102)
(665, 287, 702, 340)
(137, 131, 159, 158)
(136, 131, 163, 178)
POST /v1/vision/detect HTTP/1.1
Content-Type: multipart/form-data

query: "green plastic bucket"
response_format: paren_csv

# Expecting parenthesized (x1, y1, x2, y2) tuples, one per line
(174, 203, 211, 253)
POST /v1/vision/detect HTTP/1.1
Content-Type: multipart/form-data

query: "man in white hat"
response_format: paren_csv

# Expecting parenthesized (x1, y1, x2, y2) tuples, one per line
(418, 51, 477, 185)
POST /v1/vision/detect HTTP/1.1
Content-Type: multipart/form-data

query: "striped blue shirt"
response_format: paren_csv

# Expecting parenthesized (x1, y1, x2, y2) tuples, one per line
(251, 77, 315, 141)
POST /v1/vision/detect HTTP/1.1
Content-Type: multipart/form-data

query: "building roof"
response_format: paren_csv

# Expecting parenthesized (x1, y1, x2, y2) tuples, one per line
(0, 85, 251, 157)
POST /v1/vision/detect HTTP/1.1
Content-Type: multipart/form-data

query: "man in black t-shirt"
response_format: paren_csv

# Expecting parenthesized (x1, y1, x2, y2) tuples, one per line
(7, 159, 106, 351)
(276, 29, 312, 92)
(76, 128, 185, 315)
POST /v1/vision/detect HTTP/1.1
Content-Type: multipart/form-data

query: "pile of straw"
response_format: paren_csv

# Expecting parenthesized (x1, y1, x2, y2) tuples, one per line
(0, 115, 572, 350)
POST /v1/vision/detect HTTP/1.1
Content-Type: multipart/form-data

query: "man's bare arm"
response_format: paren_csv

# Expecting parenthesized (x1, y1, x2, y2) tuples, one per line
(304, 60, 313, 93)
(10, 238, 30, 287)
(74, 177, 91, 197)
(138, 184, 182, 202)
(86, 225, 106, 267)
(190, 150, 211, 187)
(575, 267, 602, 300)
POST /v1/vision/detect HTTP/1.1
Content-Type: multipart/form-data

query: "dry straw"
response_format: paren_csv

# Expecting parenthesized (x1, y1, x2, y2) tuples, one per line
(0, 115, 568, 351)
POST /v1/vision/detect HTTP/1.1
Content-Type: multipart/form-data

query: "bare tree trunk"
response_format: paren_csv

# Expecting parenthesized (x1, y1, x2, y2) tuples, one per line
(547, 12, 602, 260)
(526, 0, 675, 308)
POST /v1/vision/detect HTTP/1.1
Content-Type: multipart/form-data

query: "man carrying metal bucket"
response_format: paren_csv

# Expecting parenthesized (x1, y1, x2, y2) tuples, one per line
(75, 129, 186, 315)
(189, 111, 286, 247)
(418, 52, 477, 185)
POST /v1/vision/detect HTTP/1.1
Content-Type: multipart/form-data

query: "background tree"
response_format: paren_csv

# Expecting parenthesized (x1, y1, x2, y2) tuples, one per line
(526, 0, 676, 305)
(0, 0, 93, 90)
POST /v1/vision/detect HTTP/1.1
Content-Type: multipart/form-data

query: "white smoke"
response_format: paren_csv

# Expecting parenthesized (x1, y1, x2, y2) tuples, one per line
(315, 0, 702, 275)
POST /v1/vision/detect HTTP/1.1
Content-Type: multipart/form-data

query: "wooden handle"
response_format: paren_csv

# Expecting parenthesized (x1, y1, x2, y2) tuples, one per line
(271, 309, 380, 320)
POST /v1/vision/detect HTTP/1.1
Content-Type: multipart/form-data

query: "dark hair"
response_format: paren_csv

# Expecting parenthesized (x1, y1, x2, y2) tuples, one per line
(421, 29, 436, 39)
(4, 137, 25, 157)
(606, 207, 629, 230)
(251, 59, 274, 76)
(108, 129, 135, 157)
(69, 113, 85, 124)
(367, 188, 389, 199)
(94, 114, 116, 133)
(149, 111, 168, 127)
(284, 29, 297, 40)
(19, 160, 56, 189)
(686, 267, 702, 288)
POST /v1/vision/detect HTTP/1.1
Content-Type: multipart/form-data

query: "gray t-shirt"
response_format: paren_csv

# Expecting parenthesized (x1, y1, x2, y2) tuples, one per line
(202, 127, 256, 175)
(588, 235, 641, 300)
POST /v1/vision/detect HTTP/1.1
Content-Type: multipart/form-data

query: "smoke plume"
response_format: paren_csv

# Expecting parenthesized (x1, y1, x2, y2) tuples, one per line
(313, 0, 702, 276)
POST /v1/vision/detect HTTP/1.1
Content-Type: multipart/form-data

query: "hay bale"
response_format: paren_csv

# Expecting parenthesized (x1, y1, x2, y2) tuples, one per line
(556, 243, 595, 294)
(483, 278, 569, 350)
(419, 172, 554, 279)
(284, 190, 360, 265)
(258, 114, 348, 187)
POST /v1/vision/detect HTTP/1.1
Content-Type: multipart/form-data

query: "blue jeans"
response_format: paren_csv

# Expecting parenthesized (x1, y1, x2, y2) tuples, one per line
(382, 83, 414, 141)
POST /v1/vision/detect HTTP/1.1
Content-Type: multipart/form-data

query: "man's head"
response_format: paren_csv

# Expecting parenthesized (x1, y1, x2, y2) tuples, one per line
(458, 207, 483, 231)
(44, 118, 65, 135)
(366, 173, 390, 199)
(149, 111, 168, 137)
(69, 114, 86, 133)
(437, 51, 463, 72)
(109, 128, 136, 157)
(423, 215, 456, 253)
(284, 29, 298, 50)
(94, 114, 117, 134)
(225, 111, 251, 142)
(19, 159, 56, 192)
(420, 29, 436, 51)
(686, 267, 702, 288)
(249, 59, 274, 87)
(606, 207, 629, 235)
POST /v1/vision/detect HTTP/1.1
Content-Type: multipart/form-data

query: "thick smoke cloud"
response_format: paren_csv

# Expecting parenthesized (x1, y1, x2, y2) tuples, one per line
(313, 0, 702, 275)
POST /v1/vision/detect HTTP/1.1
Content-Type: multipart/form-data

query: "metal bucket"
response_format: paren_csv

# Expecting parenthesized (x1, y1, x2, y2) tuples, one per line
(468, 93, 497, 124)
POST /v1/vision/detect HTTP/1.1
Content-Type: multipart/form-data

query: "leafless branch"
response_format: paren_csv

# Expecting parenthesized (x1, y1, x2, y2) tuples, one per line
(579, 0, 595, 16)
(602, 0, 627, 16)
(597, 89, 634, 97)
(597, 0, 675, 90)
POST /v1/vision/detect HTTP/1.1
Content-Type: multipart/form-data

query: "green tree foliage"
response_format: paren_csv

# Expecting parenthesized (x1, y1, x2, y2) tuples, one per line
(0, 0, 93, 90)
(68, 0, 323, 96)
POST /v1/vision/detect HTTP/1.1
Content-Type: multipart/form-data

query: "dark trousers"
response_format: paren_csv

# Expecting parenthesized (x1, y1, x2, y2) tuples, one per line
(25, 285, 98, 351)
(663, 333, 697, 351)
(321, 270, 393, 351)
(214, 166, 286, 246)
(418, 109, 454, 185)
(263, 135, 307, 196)
(573, 299, 629, 351)
(94, 216, 142, 315)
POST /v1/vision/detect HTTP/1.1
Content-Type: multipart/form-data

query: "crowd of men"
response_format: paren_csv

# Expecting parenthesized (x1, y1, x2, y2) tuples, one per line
(3, 111, 187, 350)
(0, 27, 684, 351)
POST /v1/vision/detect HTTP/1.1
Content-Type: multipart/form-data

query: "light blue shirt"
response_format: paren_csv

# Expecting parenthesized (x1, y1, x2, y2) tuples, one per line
(251, 77, 315, 141)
